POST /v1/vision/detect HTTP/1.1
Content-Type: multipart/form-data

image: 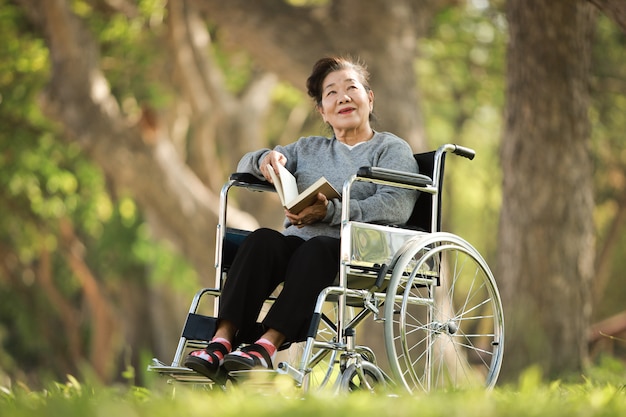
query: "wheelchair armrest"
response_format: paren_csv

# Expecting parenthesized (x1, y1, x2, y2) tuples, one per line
(229, 172, 275, 192)
(357, 166, 433, 188)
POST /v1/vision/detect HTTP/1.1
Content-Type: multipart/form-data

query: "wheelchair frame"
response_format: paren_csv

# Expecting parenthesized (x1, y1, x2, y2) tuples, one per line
(149, 143, 505, 393)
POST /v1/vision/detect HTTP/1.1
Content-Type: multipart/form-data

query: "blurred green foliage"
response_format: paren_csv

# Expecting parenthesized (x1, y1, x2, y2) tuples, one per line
(417, 3, 507, 266)
(0, 0, 198, 386)
(590, 15, 626, 319)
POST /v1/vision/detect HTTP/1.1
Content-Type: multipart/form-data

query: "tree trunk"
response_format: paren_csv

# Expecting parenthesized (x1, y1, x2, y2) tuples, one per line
(498, 0, 595, 380)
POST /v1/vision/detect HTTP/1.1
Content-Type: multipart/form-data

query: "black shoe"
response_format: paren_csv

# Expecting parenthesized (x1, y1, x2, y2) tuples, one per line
(183, 342, 229, 385)
(222, 343, 274, 373)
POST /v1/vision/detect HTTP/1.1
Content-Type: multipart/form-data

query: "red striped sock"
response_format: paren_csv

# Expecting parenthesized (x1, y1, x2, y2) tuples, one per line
(189, 337, 231, 365)
(229, 338, 277, 368)
(209, 337, 232, 363)
(254, 338, 277, 361)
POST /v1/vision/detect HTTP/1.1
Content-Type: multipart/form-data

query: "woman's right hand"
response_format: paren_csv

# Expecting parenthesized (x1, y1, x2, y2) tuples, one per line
(260, 150, 287, 183)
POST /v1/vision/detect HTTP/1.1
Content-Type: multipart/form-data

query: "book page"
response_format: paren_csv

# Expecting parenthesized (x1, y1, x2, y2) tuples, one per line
(267, 167, 286, 205)
(270, 165, 340, 214)
(276, 164, 299, 205)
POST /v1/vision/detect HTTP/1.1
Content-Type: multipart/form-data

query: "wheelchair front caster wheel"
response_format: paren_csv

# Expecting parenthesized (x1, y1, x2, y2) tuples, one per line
(338, 362, 386, 393)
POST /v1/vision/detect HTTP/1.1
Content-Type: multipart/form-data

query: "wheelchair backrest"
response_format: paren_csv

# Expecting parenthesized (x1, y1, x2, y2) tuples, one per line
(406, 151, 446, 232)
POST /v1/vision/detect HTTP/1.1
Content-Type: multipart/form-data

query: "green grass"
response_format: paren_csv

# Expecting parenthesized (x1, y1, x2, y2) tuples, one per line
(1, 367, 625, 417)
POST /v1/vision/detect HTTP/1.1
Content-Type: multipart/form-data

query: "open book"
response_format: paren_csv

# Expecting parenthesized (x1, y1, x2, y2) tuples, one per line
(268, 164, 340, 214)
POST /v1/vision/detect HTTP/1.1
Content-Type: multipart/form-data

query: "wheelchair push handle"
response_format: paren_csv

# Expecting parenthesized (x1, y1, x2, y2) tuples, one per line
(451, 144, 475, 160)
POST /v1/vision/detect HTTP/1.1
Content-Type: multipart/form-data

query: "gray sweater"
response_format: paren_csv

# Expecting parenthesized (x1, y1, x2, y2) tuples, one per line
(237, 131, 419, 240)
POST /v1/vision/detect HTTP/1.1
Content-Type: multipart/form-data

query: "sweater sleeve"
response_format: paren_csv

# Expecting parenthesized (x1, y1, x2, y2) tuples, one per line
(236, 140, 302, 178)
(236, 148, 272, 179)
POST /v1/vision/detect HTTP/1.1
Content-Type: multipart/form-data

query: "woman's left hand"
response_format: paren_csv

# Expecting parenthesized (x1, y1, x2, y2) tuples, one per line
(286, 193, 328, 228)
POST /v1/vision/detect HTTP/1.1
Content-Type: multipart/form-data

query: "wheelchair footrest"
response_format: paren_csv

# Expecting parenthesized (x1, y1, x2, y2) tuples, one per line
(228, 369, 280, 387)
(148, 358, 217, 384)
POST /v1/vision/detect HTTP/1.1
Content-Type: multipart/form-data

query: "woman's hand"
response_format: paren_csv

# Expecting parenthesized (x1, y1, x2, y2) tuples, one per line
(260, 150, 287, 183)
(286, 193, 328, 228)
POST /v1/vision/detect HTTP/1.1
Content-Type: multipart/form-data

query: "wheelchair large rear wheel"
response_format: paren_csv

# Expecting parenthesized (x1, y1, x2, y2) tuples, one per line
(383, 232, 504, 392)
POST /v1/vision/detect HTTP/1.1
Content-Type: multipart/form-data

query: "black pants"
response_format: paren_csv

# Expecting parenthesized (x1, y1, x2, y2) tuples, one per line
(218, 228, 340, 343)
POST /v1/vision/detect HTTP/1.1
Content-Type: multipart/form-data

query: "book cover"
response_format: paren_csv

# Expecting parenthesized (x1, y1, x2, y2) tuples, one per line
(269, 164, 340, 214)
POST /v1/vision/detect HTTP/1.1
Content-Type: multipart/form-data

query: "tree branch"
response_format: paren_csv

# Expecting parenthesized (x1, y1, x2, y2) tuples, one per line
(588, 0, 626, 32)
(192, 0, 429, 147)
(192, 0, 328, 89)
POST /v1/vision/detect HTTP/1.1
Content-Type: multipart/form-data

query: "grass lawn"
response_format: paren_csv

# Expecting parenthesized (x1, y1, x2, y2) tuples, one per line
(1, 364, 624, 417)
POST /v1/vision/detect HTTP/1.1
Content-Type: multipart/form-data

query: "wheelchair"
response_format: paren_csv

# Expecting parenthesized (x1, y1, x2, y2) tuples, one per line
(149, 143, 504, 394)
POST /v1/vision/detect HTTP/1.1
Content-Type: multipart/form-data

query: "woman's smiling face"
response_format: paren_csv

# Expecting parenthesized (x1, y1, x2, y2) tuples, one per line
(318, 68, 374, 135)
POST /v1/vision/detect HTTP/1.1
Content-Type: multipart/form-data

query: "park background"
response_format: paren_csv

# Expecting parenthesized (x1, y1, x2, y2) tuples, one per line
(0, 0, 625, 390)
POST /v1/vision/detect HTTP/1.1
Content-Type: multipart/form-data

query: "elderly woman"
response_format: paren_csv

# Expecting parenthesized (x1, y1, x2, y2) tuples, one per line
(185, 56, 418, 382)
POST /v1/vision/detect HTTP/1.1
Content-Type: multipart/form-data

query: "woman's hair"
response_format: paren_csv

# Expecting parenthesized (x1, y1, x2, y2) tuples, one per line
(306, 56, 371, 108)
